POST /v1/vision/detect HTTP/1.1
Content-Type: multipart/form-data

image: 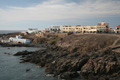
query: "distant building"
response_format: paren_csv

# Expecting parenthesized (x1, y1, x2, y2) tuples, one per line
(41, 30, 49, 34)
(61, 22, 112, 33)
(75, 25, 83, 33)
(62, 25, 97, 33)
(115, 25, 120, 33)
(45, 28, 50, 32)
(62, 25, 75, 33)
(97, 22, 110, 33)
(1, 40, 10, 43)
(46, 26, 61, 33)
(21, 31, 28, 35)
(27, 28, 38, 33)
(109, 28, 115, 33)
(9, 35, 30, 44)
(82, 26, 97, 33)
(36, 32, 46, 37)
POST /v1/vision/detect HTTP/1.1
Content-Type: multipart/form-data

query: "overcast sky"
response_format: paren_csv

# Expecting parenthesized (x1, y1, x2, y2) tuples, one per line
(0, 0, 120, 30)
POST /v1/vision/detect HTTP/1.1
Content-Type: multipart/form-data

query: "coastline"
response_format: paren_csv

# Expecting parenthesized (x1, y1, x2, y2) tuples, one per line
(0, 46, 57, 80)
(0, 43, 45, 48)
(14, 45, 120, 80)
(1, 33, 120, 80)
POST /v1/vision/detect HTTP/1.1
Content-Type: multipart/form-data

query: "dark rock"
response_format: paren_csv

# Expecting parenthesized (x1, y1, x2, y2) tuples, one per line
(60, 71, 79, 80)
(13, 50, 33, 56)
(80, 48, 120, 80)
(26, 69, 30, 72)
(0, 43, 36, 47)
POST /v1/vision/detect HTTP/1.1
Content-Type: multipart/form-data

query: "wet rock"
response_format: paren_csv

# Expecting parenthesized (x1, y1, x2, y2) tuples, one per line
(60, 71, 79, 80)
(26, 69, 30, 72)
(13, 50, 33, 56)
(4, 52, 7, 54)
(0, 43, 36, 47)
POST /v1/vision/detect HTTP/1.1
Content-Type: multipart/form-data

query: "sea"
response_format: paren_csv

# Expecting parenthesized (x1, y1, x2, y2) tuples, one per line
(0, 30, 25, 34)
(0, 47, 58, 80)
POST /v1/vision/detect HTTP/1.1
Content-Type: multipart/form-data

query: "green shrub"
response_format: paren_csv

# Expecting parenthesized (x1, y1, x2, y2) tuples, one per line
(49, 37, 58, 45)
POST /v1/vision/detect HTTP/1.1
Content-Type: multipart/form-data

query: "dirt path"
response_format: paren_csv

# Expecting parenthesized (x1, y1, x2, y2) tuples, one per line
(112, 37, 120, 46)
(97, 34, 120, 52)
(108, 35, 120, 52)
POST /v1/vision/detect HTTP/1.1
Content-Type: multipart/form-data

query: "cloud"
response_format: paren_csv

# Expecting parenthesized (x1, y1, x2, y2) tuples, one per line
(0, 0, 120, 21)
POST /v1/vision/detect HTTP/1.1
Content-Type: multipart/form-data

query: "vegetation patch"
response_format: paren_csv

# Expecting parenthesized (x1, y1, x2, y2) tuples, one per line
(49, 37, 59, 45)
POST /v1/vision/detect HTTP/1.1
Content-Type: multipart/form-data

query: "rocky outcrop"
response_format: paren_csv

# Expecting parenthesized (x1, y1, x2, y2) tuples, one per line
(0, 43, 36, 47)
(13, 50, 33, 56)
(59, 71, 79, 80)
(14, 46, 120, 80)
(80, 48, 120, 80)
(13, 34, 120, 80)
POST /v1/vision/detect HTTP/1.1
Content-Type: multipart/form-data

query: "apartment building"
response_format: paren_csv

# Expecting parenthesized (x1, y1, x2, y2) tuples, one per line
(75, 25, 83, 33)
(62, 25, 76, 33)
(115, 25, 120, 33)
(27, 28, 38, 33)
(62, 25, 97, 33)
(46, 26, 61, 33)
(61, 22, 111, 33)
(82, 26, 97, 33)
(97, 22, 110, 33)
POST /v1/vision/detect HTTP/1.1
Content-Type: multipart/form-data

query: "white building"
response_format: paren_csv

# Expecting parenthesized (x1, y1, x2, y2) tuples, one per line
(9, 35, 30, 44)
(1, 40, 10, 43)
(27, 28, 38, 33)
(46, 26, 61, 33)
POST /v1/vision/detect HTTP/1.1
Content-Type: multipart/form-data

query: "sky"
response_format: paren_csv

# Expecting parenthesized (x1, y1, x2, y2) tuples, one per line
(0, 0, 120, 30)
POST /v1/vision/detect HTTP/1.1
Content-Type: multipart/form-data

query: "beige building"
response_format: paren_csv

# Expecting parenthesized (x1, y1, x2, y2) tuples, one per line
(75, 25, 83, 33)
(61, 22, 111, 33)
(115, 25, 120, 33)
(62, 25, 97, 33)
(82, 26, 97, 33)
(97, 22, 110, 33)
(62, 25, 76, 33)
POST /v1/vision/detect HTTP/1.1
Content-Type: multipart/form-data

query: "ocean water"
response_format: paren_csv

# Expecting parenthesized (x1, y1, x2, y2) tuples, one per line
(0, 30, 25, 34)
(0, 47, 57, 80)
(0, 46, 82, 80)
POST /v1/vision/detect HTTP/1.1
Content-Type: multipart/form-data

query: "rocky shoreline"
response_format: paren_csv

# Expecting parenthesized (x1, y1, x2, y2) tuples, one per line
(14, 45, 120, 80)
(1, 33, 120, 80)
(0, 43, 45, 47)
(0, 43, 34, 47)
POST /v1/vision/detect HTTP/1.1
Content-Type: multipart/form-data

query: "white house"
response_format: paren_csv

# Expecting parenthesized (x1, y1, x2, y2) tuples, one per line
(9, 35, 30, 44)
(27, 28, 38, 33)
(1, 40, 10, 43)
